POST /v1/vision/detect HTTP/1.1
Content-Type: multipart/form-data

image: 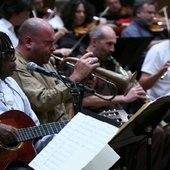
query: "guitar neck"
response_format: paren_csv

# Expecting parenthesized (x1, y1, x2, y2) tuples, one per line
(17, 120, 69, 142)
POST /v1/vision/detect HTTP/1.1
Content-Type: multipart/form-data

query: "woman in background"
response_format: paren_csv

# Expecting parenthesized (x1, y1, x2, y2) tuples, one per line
(57, 0, 96, 57)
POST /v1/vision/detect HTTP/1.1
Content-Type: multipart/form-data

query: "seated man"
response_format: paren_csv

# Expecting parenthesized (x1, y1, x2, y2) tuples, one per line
(102, 0, 133, 36)
(139, 39, 170, 99)
(121, 0, 167, 79)
(121, 0, 166, 43)
(139, 39, 170, 127)
(0, 0, 32, 47)
(0, 32, 52, 169)
(82, 24, 169, 170)
(12, 17, 99, 124)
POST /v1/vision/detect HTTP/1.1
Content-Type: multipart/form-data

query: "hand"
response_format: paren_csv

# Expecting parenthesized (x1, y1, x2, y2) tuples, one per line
(159, 60, 170, 76)
(0, 123, 18, 146)
(124, 84, 147, 103)
(53, 48, 72, 57)
(69, 52, 100, 82)
(99, 17, 107, 25)
(54, 27, 68, 42)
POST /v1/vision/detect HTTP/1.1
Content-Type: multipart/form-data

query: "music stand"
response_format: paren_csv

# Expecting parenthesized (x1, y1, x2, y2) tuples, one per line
(112, 37, 153, 68)
(109, 95, 170, 170)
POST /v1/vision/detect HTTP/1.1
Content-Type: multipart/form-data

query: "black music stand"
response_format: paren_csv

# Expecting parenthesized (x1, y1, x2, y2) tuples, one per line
(109, 95, 170, 170)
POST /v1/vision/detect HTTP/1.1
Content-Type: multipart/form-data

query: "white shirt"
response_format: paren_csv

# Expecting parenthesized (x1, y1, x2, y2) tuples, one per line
(0, 77, 53, 152)
(0, 77, 39, 125)
(48, 15, 64, 30)
(141, 40, 170, 100)
(0, 18, 18, 47)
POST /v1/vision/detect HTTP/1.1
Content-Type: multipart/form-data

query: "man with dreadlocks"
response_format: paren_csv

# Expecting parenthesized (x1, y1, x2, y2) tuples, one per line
(0, 32, 53, 169)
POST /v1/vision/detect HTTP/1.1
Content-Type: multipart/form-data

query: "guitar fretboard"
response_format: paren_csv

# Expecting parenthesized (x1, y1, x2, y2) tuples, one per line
(17, 120, 69, 142)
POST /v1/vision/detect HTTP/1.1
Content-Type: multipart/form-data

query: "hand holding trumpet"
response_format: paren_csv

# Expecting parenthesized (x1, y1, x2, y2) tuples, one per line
(69, 52, 100, 83)
(122, 84, 148, 103)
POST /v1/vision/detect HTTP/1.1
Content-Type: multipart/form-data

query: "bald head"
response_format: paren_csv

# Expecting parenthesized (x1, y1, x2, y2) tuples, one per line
(88, 25, 117, 61)
(18, 18, 55, 43)
(89, 24, 116, 41)
(16, 17, 56, 64)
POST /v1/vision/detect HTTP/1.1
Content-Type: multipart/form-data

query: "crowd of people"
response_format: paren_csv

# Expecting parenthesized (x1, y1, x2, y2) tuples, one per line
(0, 0, 170, 169)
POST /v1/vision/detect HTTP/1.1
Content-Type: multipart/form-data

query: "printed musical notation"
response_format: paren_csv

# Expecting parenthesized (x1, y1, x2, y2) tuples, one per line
(29, 112, 119, 170)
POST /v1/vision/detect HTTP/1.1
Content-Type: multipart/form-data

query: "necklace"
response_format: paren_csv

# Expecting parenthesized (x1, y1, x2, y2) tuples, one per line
(0, 82, 14, 110)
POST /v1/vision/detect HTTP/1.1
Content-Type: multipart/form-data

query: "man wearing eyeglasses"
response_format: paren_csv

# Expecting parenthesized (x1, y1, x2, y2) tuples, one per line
(0, 32, 43, 169)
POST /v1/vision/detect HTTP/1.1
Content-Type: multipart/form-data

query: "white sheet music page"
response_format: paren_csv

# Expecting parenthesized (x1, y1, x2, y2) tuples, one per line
(83, 144, 120, 170)
(29, 112, 119, 170)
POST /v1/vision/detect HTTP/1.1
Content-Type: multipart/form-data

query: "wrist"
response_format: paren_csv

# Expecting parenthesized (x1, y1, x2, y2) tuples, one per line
(111, 95, 127, 104)
(69, 73, 81, 83)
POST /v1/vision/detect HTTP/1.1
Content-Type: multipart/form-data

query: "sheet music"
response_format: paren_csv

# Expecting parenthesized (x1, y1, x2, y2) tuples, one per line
(83, 144, 120, 170)
(29, 112, 119, 170)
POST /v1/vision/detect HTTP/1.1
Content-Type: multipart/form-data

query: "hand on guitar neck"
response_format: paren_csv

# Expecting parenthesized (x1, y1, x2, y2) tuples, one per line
(0, 110, 69, 170)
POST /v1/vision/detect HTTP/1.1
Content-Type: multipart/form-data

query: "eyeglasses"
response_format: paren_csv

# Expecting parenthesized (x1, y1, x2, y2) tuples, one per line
(0, 49, 16, 61)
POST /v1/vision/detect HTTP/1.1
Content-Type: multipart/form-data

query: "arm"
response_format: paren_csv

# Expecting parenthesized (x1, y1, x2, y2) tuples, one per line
(139, 60, 170, 90)
(13, 64, 71, 113)
(83, 84, 147, 108)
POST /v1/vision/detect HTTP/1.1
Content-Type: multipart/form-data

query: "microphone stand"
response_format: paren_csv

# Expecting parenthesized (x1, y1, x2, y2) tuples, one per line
(49, 70, 95, 113)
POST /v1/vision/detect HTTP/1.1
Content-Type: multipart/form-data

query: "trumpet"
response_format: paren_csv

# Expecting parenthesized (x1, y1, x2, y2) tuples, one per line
(51, 54, 117, 101)
(51, 54, 137, 96)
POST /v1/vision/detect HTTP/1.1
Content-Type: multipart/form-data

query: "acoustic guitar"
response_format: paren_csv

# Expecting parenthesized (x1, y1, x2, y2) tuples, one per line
(0, 110, 69, 170)
(98, 109, 129, 125)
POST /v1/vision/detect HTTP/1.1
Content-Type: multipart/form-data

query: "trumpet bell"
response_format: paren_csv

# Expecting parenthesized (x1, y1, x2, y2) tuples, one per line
(94, 67, 137, 94)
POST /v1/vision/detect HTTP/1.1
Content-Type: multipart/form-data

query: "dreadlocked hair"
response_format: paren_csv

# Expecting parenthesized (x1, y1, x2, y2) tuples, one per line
(0, 32, 15, 60)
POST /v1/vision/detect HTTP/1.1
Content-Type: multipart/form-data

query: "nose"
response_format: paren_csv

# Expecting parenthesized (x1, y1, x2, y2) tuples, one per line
(79, 11, 85, 17)
(110, 44, 115, 53)
(50, 44, 56, 51)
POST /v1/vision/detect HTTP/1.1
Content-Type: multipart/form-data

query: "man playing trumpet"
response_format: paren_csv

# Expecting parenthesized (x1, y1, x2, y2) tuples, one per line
(83, 25, 147, 112)
(12, 17, 100, 125)
(81, 24, 169, 170)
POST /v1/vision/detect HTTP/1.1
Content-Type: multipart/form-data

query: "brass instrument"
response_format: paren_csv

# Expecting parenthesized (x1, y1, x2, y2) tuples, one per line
(109, 56, 170, 127)
(51, 55, 117, 101)
(107, 55, 137, 93)
(52, 55, 137, 96)
(108, 55, 129, 78)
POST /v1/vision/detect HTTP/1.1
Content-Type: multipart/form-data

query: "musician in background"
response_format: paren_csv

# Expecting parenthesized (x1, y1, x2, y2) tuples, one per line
(48, 0, 66, 31)
(139, 38, 170, 126)
(121, 0, 167, 46)
(139, 40, 170, 100)
(12, 17, 99, 125)
(101, 0, 133, 36)
(82, 24, 169, 170)
(57, 0, 98, 57)
(121, 0, 167, 79)
(102, 0, 133, 22)
(83, 25, 147, 113)
(30, 0, 52, 19)
(0, 32, 53, 170)
(0, 0, 32, 47)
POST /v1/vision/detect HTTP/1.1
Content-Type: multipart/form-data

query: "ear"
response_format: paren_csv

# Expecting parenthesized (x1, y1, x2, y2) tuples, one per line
(91, 37, 97, 47)
(24, 36, 32, 49)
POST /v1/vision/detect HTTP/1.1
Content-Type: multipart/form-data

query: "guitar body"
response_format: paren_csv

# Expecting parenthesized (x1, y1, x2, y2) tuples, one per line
(0, 110, 37, 170)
